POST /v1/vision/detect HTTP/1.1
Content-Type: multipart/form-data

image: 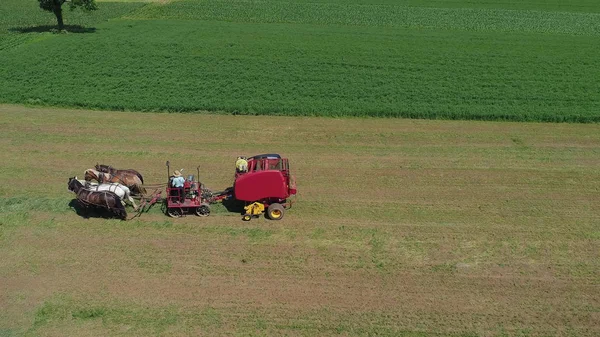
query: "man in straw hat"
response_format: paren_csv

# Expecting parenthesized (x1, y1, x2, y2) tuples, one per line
(171, 170, 185, 202)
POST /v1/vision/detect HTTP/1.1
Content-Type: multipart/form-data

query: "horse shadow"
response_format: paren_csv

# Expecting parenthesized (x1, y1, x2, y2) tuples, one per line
(68, 199, 125, 220)
(9, 25, 96, 34)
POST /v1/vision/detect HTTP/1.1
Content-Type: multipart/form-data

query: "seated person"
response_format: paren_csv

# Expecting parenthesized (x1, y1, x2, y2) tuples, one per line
(235, 156, 248, 173)
(171, 170, 185, 202)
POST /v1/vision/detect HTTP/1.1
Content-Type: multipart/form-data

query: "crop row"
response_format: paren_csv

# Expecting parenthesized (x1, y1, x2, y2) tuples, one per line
(130, 0, 600, 36)
(1, 19, 598, 122)
(228, 0, 600, 13)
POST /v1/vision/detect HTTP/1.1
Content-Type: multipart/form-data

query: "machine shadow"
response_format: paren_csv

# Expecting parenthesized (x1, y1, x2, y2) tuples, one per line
(221, 198, 245, 214)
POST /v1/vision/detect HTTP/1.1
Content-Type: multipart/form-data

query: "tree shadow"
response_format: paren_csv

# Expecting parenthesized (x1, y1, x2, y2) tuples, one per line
(68, 199, 125, 220)
(9, 25, 96, 34)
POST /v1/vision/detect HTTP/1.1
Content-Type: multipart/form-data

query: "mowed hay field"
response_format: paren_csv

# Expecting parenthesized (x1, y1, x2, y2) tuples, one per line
(1, 105, 600, 336)
(0, 0, 599, 121)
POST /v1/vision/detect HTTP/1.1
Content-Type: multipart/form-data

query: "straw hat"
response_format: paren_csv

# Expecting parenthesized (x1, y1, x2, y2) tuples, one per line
(173, 170, 182, 177)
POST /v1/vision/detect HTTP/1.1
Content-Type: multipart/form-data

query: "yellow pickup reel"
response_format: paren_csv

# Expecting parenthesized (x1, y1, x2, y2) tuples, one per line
(242, 202, 265, 221)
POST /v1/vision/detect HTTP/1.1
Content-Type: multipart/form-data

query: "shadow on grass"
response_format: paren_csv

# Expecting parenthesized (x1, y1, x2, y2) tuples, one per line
(68, 199, 125, 220)
(221, 197, 245, 214)
(9, 25, 96, 34)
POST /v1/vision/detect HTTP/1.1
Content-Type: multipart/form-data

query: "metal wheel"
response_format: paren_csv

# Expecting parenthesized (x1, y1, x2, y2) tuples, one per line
(195, 204, 210, 217)
(167, 207, 183, 218)
(242, 214, 252, 221)
(267, 203, 284, 220)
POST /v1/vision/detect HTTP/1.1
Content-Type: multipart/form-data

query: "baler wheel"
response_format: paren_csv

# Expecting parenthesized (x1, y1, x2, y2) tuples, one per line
(267, 203, 285, 220)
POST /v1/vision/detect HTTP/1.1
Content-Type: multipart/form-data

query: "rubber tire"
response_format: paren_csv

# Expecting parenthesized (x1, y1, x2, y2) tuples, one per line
(242, 214, 252, 221)
(267, 203, 285, 220)
(167, 208, 183, 218)
(195, 204, 210, 217)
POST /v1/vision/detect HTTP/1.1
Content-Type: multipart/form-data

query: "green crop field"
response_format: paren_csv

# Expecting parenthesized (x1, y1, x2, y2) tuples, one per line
(0, 0, 599, 121)
(1, 104, 600, 336)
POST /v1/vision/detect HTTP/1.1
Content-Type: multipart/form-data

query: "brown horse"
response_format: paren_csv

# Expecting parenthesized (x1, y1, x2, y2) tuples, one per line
(85, 169, 146, 195)
(68, 177, 127, 220)
(95, 164, 144, 184)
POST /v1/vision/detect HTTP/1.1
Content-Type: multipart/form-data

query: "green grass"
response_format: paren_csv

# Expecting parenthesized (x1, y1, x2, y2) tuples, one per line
(0, 0, 145, 51)
(29, 296, 480, 336)
(0, 0, 144, 32)
(1, 106, 599, 335)
(0, 0, 599, 121)
(230, 0, 600, 13)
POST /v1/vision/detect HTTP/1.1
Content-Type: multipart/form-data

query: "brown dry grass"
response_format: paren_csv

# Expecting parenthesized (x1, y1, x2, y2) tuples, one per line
(0, 104, 599, 336)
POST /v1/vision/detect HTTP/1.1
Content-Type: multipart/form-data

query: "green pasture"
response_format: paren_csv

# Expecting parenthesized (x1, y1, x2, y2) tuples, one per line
(0, 0, 599, 121)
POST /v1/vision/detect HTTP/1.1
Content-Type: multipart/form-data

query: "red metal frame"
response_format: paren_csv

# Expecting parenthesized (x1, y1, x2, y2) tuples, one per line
(166, 175, 209, 216)
(233, 155, 296, 208)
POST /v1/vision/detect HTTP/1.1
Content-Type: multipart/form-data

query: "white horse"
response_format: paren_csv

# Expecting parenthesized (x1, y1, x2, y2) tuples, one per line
(75, 177, 138, 210)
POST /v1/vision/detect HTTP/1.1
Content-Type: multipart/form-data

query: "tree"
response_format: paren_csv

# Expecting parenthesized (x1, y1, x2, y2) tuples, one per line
(38, 0, 98, 31)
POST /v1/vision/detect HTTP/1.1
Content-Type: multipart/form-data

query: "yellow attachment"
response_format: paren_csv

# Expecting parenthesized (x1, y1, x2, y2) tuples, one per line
(244, 202, 265, 216)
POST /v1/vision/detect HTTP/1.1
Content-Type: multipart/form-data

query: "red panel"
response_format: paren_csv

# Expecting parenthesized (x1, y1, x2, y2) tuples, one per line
(234, 171, 288, 202)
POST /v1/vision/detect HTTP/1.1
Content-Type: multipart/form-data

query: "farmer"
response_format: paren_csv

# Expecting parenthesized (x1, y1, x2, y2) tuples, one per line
(235, 156, 248, 173)
(171, 170, 185, 202)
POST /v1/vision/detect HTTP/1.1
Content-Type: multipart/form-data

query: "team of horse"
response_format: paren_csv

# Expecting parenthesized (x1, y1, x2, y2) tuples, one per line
(68, 177, 128, 220)
(68, 164, 146, 220)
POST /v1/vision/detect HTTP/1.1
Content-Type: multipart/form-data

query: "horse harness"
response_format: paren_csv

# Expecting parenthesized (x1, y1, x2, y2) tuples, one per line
(90, 181, 120, 194)
(99, 171, 129, 187)
(77, 189, 114, 210)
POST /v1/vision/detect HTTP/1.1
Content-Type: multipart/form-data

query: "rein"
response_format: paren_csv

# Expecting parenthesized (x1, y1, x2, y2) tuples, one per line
(142, 182, 167, 189)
